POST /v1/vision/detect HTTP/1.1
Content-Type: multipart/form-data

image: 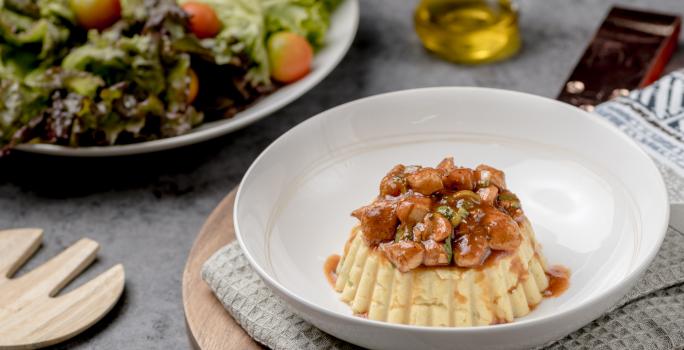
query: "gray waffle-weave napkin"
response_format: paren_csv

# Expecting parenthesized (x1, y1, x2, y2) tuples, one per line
(203, 227, 684, 350)
(203, 70, 684, 349)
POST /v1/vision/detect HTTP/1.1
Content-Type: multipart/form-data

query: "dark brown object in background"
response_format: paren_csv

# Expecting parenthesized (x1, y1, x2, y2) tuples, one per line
(557, 7, 680, 109)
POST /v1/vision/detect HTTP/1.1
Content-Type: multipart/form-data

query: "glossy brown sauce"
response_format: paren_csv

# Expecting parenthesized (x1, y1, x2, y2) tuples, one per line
(543, 265, 570, 298)
(491, 317, 506, 325)
(404, 248, 509, 274)
(324, 254, 341, 287)
(528, 302, 539, 312)
(453, 290, 467, 304)
(508, 256, 528, 281)
(480, 249, 510, 268)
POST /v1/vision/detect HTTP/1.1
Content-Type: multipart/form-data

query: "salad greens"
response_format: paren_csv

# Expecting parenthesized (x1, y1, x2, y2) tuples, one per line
(186, 0, 272, 86)
(0, 0, 340, 154)
(180, 0, 340, 87)
(263, 0, 339, 48)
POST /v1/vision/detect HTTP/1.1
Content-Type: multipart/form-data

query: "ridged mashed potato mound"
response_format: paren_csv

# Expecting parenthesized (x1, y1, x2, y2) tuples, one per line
(335, 221, 548, 326)
(328, 157, 568, 326)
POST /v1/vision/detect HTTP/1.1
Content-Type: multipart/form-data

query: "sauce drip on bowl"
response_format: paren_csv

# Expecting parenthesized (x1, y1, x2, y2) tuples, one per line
(543, 265, 570, 297)
(324, 254, 341, 287)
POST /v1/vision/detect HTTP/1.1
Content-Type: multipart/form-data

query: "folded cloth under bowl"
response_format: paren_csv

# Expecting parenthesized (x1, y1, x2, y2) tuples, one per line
(202, 70, 684, 350)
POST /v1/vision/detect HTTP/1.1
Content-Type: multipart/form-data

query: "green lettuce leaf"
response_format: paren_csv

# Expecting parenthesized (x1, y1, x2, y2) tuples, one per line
(0, 11, 70, 61)
(0, 0, 75, 68)
(179, 0, 339, 88)
(0, 79, 47, 146)
(24, 67, 104, 98)
(181, 0, 271, 87)
(38, 0, 76, 24)
(62, 32, 165, 94)
(262, 0, 332, 49)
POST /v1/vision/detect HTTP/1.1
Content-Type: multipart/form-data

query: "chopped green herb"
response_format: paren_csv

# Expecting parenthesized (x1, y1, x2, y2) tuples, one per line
(452, 190, 481, 202)
(436, 205, 463, 226)
(450, 214, 462, 227)
(457, 198, 477, 210)
(498, 192, 518, 201)
(394, 226, 406, 242)
(498, 192, 521, 208)
(457, 207, 469, 220)
(436, 205, 454, 219)
(444, 238, 453, 263)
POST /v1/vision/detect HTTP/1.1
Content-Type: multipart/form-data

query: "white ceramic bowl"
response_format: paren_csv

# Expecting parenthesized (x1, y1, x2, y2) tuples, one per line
(15, 0, 358, 157)
(234, 87, 669, 350)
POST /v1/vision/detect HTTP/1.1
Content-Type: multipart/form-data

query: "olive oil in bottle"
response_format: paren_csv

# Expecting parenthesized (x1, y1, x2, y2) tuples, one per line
(414, 0, 521, 64)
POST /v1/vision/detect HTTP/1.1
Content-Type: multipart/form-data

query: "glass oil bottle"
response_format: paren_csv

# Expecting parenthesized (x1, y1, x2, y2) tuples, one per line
(414, 0, 521, 64)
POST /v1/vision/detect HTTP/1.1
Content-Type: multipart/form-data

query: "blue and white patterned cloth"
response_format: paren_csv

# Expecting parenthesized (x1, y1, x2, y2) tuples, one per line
(595, 69, 684, 203)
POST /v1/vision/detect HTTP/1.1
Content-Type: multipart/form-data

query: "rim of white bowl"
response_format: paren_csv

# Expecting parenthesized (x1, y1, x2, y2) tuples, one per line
(234, 87, 670, 333)
(14, 0, 359, 157)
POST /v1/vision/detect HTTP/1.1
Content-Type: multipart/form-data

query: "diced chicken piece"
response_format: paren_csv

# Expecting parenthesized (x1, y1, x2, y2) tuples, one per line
(436, 157, 456, 174)
(406, 168, 444, 195)
(481, 208, 521, 251)
(380, 241, 425, 272)
(423, 239, 450, 266)
(379, 164, 406, 197)
(467, 206, 486, 222)
(412, 222, 427, 242)
(413, 213, 452, 242)
(404, 165, 421, 174)
(351, 200, 398, 245)
(443, 168, 475, 191)
(508, 208, 526, 223)
(477, 185, 499, 205)
(454, 226, 490, 267)
(396, 194, 432, 226)
(475, 164, 506, 189)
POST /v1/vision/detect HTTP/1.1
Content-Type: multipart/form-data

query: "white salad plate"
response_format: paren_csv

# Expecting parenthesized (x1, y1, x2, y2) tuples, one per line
(234, 87, 669, 350)
(16, 0, 359, 157)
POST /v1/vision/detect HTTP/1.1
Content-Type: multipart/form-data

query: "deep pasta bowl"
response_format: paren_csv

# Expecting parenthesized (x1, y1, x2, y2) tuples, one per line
(234, 87, 669, 349)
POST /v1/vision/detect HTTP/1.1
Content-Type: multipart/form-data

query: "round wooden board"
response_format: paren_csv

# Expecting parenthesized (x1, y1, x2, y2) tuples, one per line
(182, 189, 263, 350)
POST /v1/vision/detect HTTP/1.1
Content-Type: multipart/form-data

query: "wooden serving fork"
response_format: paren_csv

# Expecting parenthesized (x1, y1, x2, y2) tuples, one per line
(0, 229, 125, 349)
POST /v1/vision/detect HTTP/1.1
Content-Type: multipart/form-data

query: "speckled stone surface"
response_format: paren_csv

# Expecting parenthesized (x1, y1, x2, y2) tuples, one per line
(0, 1, 682, 349)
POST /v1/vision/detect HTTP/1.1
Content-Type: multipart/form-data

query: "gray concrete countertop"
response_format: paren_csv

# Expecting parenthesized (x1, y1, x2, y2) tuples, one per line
(1, 1, 683, 349)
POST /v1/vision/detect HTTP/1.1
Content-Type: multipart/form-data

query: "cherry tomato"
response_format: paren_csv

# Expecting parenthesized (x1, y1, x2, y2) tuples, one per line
(188, 69, 199, 103)
(267, 32, 313, 84)
(182, 2, 221, 39)
(69, 0, 121, 31)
